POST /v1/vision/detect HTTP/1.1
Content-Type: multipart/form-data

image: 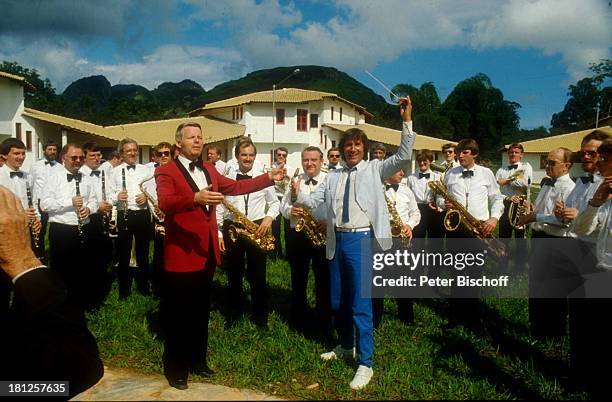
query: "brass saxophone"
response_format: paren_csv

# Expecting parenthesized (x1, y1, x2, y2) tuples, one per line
(428, 180, 505, 258)
(222, 199, 275, 251)
(139, 175, 165, 236)
(295, 208, 326, 248)
(384, 188, 410, 246)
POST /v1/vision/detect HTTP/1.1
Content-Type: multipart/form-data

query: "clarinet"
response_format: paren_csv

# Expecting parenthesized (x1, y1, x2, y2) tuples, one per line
(25, 182, 43, 258)
(75, 177, 85, 244)
(101, 170, 110, 236)
(121, 167, 129, 231)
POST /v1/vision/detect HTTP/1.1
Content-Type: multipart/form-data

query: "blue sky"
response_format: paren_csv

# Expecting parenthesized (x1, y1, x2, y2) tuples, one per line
(1, 0, 610, 129)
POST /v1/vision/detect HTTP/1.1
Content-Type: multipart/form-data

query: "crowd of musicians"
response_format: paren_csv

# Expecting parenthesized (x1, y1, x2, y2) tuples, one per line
(0, 96, 610, 396)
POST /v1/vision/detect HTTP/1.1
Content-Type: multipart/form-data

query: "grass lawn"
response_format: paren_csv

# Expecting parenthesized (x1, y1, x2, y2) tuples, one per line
(82, 186, 588, 399)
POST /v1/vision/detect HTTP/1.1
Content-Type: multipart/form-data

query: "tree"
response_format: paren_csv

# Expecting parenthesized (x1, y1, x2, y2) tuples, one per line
(441, 73, 520, 158)
(0, 61, 58, 111)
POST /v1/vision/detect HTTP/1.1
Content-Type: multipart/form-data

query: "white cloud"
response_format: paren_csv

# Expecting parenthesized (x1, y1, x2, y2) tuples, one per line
(470, 0, 611, 80)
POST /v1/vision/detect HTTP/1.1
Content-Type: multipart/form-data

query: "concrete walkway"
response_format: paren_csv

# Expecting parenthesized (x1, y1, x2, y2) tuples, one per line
(72, 367, 282, 401)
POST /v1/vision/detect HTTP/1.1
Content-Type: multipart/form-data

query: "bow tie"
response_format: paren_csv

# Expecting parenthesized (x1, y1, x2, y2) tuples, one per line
(154, 163, 160, 168)
(541, 177, 556, 187)
(67, 173, 82, 182)
(90, 170, 100, 177)
(305, 178, 318, 186)
(188, 159, 203, 172)
(507, 164, 518, 170)
(579, 175, 594, 184)
(9, 171, 23, 178)
(462, 170, 474, 178)
(385, 183, 399, 192)
(419, 172, 430, 179)
(236, 173, 251, 180)
(126, 165, 136, 170)
(44, 160, 56, 166)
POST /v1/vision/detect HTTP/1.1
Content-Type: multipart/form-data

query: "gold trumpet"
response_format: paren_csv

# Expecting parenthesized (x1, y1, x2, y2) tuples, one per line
(428, 180, 505, 258)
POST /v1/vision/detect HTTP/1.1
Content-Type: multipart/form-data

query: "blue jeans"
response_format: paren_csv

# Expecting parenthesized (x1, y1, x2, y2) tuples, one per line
(329, 230, 374, 367)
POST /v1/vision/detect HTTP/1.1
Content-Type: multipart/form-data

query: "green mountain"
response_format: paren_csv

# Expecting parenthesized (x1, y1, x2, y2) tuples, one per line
(54, 66, 392, 126)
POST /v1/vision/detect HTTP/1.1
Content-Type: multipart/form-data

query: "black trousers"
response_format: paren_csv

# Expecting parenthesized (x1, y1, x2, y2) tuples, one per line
(117, 209, 152, 297)
(413, 203, 443, 239)
(271, 211, 290, 258)
(160, 265, 214, 381)
(498, 199, 527, 268)
(38, 202, 49, 264)
(151, 225, 165, 297)
(83, 214, 113, 309)
(223, 219, 268, 324)
(49, 222, 91, 311)
(0, 271, 11, 323)
(286, 228, 331, 331)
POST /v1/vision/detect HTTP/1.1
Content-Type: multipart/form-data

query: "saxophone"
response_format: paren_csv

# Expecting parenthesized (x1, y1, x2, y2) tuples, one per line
(428, 180, 505, 258)
(139, 175, 165, 236)
(295, 208, 326, 248)
(384, 188, 410, 246)
(222, 199, 275, 251)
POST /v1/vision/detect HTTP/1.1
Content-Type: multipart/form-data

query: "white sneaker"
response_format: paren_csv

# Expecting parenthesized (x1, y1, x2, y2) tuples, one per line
(320, 345, 356, 361)
(349, 365, 373, 390)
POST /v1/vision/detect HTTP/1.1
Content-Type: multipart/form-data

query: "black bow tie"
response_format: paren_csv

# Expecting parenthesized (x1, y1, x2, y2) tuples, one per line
(9, 171, 23, 178)
(154, 163, 160, 168)
(385, 183, 399, 192)
(44, 160, 56, 166)
(579, 175, 594, 184)
(126, 165, 136, 170)
(305, 178, 318, 185)
(541, 177, 556, 187)
(508, 164, 518, 170)
(419, 172, 430, 179)
(67, 173, 82, 182)
(462, 170, 474, 178)
(188, 159, 203, 172)
(236, 173, 251, 180)
(90, 170, 100, 177)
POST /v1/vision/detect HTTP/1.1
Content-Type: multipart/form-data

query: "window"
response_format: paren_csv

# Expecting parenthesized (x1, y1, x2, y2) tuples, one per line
(232, 108, 236, 120)
(540, 155, 547, 169)
(310, 113, 318, 128)
(15, 122, 22, 141)
(340, 107, 343, 121)
(297, 109, 308, 131)
(26, 131, 32, 151)
(239, 106, 244, 119)
(331, 107, 334, 120)
(276, 108, 285, 124)
(331, 140, 336, 148)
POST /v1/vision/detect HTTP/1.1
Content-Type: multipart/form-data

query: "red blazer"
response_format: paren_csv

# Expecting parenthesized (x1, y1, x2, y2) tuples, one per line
(155, 159, 273, 272)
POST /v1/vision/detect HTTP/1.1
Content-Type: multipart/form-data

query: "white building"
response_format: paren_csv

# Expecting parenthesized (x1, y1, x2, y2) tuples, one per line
(190, 87, 453, 172)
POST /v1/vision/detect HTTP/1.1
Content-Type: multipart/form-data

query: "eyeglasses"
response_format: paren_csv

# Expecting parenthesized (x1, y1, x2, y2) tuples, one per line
(545, 159, 562, 166)
(445, 150, 455, 154)
(156, 151, 170, 157)
(329, 154, 340, 158)
(276, 153, 287, 158)
(69, 156, 85, 161)
(581, 150, 598, 158)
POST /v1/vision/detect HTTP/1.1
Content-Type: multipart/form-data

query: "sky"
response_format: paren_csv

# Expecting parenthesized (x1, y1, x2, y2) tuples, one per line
(1, 0, 610, 129)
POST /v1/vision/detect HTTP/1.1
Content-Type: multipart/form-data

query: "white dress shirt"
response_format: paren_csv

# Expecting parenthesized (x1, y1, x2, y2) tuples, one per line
(280, 171, 327, 228)
(80, 164, 111, 208)
(407, 169, 441, 204)
(437, 164, 504, 221)
(531, 173, 576, 237)
(573, 199, 611, 270)
(110, 162, 151, 211)
(99, 161, 116, 178)
(566, 173, 604, 242)
(30, 158, 62, 205)
(495, 160, 533, 197)
(335, 160, 372, 229)
(213, 159, 226, 175)
(177, 155, 208, 192)
(385, 182, 421, 230)
(41, 166, 97, 225)
(0, 164, 36, 213)
(217, 165, 280, 228)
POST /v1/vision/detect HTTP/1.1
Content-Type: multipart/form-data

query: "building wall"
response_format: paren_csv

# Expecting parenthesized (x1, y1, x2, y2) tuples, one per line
(0, 80, 22, 135)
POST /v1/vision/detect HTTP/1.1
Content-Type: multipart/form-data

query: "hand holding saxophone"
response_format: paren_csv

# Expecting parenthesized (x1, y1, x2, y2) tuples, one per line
(194, 185, 224, 206)
(135, 193, 147, 206)
(481, 217, 498, 237)
(256, 216, 273, 237)
(290, 205, 305, 218)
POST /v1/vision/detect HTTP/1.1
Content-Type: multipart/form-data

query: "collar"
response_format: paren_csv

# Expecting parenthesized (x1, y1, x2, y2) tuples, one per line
(177, 155, 198, 172)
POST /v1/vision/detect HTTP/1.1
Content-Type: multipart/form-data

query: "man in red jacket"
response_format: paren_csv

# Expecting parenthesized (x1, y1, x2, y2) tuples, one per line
(155, 122, 285, 390)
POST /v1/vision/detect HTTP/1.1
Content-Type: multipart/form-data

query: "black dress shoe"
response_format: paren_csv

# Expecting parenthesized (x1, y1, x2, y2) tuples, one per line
(190, 364, 216, 378)
(168, 377, 188, 390)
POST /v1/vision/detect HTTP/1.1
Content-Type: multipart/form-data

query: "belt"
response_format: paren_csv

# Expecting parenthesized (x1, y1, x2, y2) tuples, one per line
(334, 226, 370, 233)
